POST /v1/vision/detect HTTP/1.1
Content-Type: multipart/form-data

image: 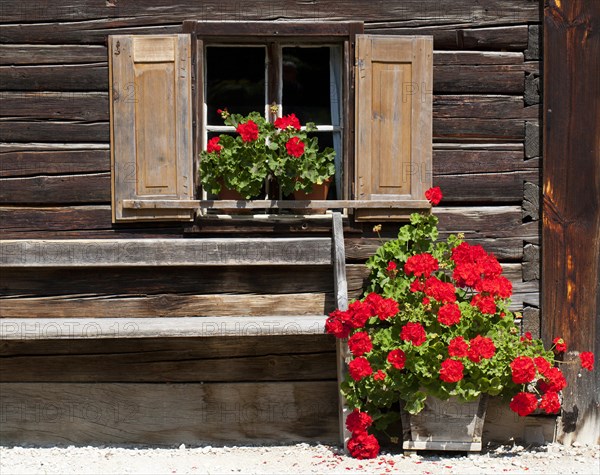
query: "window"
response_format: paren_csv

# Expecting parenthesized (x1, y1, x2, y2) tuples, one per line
(109, 23, 433, 223)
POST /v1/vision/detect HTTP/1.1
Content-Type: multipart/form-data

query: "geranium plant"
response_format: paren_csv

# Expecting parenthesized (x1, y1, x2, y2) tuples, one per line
(199, 108, 335, 198)
(326, 187, 595, 459)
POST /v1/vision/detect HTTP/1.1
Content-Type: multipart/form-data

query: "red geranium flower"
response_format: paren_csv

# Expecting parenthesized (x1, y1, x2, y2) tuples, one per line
(206, 136, 222, 154)
(387, 261, 397, 272)
(348, 357, 373, 381)
(539, 367, 567, 393)
(347, 431, 380, 459)
(325, 309, 351, 339)
(580, 351, 595, 371)
(539, 391, 561, 414)
(520, 332, 533, 343)
(467, 335, 496, 363)
(285, 136, 305, 157)
(439, 358, 464, 383)
(346, 300, 371, 329)
(373, 370, 386, 381)
(553, 337, 567, 353)
(425, 186, 443, 205)
(400, 322, 427, 346)
(477, 276, 513, 298)
(404, 253, 439, 278)
(345, 409, 372, 433)
(470, 294, 496, 315)
(510, 356, 537, 384)
(534, 356, 552, 375)
(509, 392, 538, 417)
(448, 336, 469, 358)
(387, 349, 406, 370)
(437, 303, 461, 326)
(410, 279, 425, 293)
(424, 276, 457, 303)
(274, 113, 301, 130)
(348, 332, 373, 357)
(236, 120, 259, 142)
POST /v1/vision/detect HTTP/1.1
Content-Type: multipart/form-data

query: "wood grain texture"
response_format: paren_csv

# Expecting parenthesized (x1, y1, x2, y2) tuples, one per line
(543, 0, 600, 445)
(0, 92, 108, 121)
(0, 382, 339, 445)
(0, 238, 332, 267)
(0, 149, 109, 178)
(0, 45, 107, 65)
(0, 335, 336, 382)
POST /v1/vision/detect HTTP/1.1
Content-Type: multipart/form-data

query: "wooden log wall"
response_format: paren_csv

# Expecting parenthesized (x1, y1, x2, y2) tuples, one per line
(1, 0, 543, 445)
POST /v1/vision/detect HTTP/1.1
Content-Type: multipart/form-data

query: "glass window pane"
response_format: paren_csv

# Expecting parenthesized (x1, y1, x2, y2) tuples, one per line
(206, 47, 265, 124)
(282, 47, 331, 125)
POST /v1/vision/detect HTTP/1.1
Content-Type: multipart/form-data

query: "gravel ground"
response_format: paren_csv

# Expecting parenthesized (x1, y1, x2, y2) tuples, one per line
(1, 443, 598, 475)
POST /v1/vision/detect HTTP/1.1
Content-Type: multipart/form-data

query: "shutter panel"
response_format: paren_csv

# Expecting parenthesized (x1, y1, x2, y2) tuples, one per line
(109, 34, 195, 222)
(354, 35, 433, 221)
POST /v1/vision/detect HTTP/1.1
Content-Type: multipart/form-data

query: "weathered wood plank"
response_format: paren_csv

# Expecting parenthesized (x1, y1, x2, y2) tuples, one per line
(0, 120, 108, 143)
(0, 315, 328, 337)
(0, 381, 339, 445)
(369, 25, 529, 51)
(0, 45, 107, 65)
(433, 95, 537, 120)
(0, 149, 109, 177)
(0, 63, 108, 91)
(0, 173, 110, 204)
(0, 266, 346, 297)
(543, 0, 600, 445)
(0, 238, 332, 267)
(0, 335, 336, 382)
(0, 61, 526, 94)
(0, 92, 108, 121)
(0, 1, 540, 25)
(0, 206, 113, 234)
(130, 199, 431, 210)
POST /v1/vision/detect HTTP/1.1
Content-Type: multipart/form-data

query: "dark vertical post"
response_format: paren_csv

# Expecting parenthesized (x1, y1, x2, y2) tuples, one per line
(543, 0, 600, 444)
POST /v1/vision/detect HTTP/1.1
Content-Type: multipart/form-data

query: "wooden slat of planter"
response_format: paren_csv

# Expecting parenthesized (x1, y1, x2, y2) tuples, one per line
(0, 316, 327, 339)
(0, 238, 332, 267)
(0, 381, 339, 445)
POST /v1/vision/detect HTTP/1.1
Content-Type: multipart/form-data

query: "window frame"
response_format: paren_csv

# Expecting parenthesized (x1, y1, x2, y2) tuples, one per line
(183, 21, 364, 207)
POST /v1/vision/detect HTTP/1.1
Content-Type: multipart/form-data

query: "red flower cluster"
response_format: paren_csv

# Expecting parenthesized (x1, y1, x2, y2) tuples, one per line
(534, 356, 551, 375)
(325, 309, 352, 339)
(470, 294, 496, 315)
(439, 358, 464, 383)
(539, 391, 561, 414)
(373, 370, 386, 381)
(347, 432, 380, 459)
(510, 356, 537, 384)
(448, 336, 469, 358)
(580, 351, 594, 371)
(206, 136, 222, 154)
(400, 322, 427, 346)
(476, 276, 513, 299)
(424, 277, 457, 303)
(274, 113, 301, 130)
(387, 349, 407, 369)
(285, 137, 305, 157)
(404, 253, 439, 278)
(467, 335, 496, 362)
(346, 409, 380, 459)
(349, 357, 373, 381)
(348, 332, 373, 357)
(386, 261, 398, 277)
(553, 337, 567, 353)
(345, 408, 372, 433)
(520, 332, 533, 343)
(236, 120, 259, 142)
(437, 303, 461, 326)
(538, 367, 567, 393)
(364, 293, 399, 320)
(451, 242, 503, 291)
(509, 392, 538, 416)
(425, 186, 443, 205)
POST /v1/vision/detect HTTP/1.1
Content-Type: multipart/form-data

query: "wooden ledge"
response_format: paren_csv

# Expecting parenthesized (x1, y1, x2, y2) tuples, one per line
(0, 238, 332, 267)
(0, 316, 327, 340)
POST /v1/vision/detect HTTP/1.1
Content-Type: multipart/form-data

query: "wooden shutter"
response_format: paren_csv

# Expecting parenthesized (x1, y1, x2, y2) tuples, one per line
(109, 34, 195, 222)
(354, 35, 433, 221)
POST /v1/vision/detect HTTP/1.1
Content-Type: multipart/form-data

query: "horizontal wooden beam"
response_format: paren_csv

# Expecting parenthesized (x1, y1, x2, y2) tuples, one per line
(0, 238, 332, 267)
(123, 199, 432, 210)
(0, 317, 326, 339)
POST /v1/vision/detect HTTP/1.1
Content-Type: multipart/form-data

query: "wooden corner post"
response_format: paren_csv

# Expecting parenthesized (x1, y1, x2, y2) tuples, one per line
(543, 0, 600, 445)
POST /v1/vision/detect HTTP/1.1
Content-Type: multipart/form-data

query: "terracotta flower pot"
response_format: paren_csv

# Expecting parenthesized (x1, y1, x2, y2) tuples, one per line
(217, 179, 251, 214)
(293, 180, 331, 214)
